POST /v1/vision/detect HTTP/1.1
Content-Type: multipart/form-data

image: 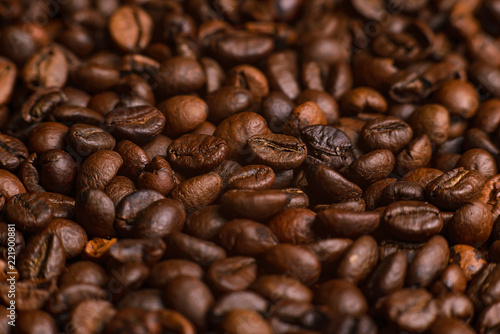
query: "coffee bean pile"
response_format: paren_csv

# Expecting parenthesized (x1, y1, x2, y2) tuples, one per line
(1, 0, 500, 333)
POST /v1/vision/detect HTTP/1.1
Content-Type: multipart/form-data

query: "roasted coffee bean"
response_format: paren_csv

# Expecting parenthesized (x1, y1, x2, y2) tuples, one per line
(159, 95, 209, 138)
(318, 209, 380, 239)
(309, 162, 363, 203)
(426, 168, 486, 210)
(436, 80, 479, 119)
(262, 91, 295, 133)
(341, 87, 387, 115)
(162, 276, 214, 329)
(365, 252, 408, 299)
(115, 140, 150, 182)
(104, 176, 136, 207)
(269, 208, 317, 244)
(455, 148, 498, 179)
(28, 122, 69, 154)
(108, 5, 153, 52)
(171, 172, 223, 210)
(301, 125, 353, 170)
(103, 308, 160, 334)
(18, 232, 65, 280)
(0, 134, 28, 171)
(38, 149, 77, 195)
(221, 189, 290, 220)
(382, 201, 443, 242)
(132, 198, 186, 238)
(247, 133, 307, 170)
(0, 57, 16, 106)
(213, 111, 271, 160)
(148, 259, 203, 288)
(23, 45, 68, 90)
(66, 123, 116, 157)
(185, 205, 228, 240)
(211, 291, 268, 320)
(69, 300, 117, 334)
(227, 165, 275, 190)
(222, 309, 273, 334)
(284, 102, 327, 137)
(410, 104, 450, 144)
(158, 57, 206, 96)
(218, 219, 278, 256)
(302, 238, 353, 268)
(252, 275, 313, 303)
(21, 88, 67, 124)
(315, 279, 368, 316)
(449, 201, 494, 247)
(16, 310, 58, 334)
(167, 134, 228, 172)
(337, 235, 379, 284)
(43, 218, 88, 259)
(114, 189, 165, 235)
(207, 256, 257, 293)
(59, 261, 108, 289)
(346, 150, 396, 187)
(384, 288, 439, 332)
(396, 134, 433, 175)
(137, 156, 175, 195)
(407, 235, 450, 287)
(75, 188, 115, 238)
(207, 86, 253, 123)
(104, 105, 165, 145)
(361, 117, 413, 153)
(75, 150, 123, 191)
(263, 244, 321, 285)
(167, 232, 226, 267)
(5, 193, 53, 233)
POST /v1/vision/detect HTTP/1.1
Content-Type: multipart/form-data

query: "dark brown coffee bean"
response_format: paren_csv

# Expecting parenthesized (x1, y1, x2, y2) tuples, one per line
(269, 208, 316, 244)
(337, 235, 378, 284)
(222, 309, 273, 334)
(23, 45, 68, 90)
(302, 238, 353, 269)
(384, 288, 439, 333)
(158, 57, 206, 96)
(28, 122, 69, 154)
(410, 104, 450, 144)
(75, 150, 123, 191)
(426, 168, 486, 210)
(18, 232, 65, 280)
(75, 188, 115, 238)
(43, 218, 87, 259)
(66, 123, 116, 157)
(59, 261, 108, 289)
(407, 235, 449, 287)
(210, 30, 275, 64)
(207, 256, 257, 293)
(284, 102, 327, 137)
(318, 209, 380, 239)
(361, 117, 413, 153)
(108, 5, 152, 52)
(207, 86, 253, 123)
(365, 252, 408, 299)
(0, 57, 16, 106)
(167, 232, 226, 267)
(16, 310, 58, 334)
(5, 193, 53, 233)
(167, 134, 228, 172)
(436, 79, 479, 119)
(185, 205, 228, 240)
(104, 176, 136, 207)
(346, 150, 396, 187)
(211, 291, 268, 319)
(104, 105, 165, 145)
(38, 149, 77, 195)
(158, 95, 208, 138)
(148, 259, 203, 288)
(51, 104, 106, 127)
(103, 308, 160, 334)
(117, 289, 164, 311)
(429, 317, 475, 334)
(396, 134, 433, 175)
(171, 172, 223, 211)
(252, 275, 313, 303)
(221, 189, 290, 220)
(218, 219, 278, 256)
(0, 134, 28, 171)
(227, 165, 275, 190)
(137, 156, 175, 196)
(401, 168, 444, 188)
(114, 189, 165, 235)
(262, 91, 295, 133)
(21, 88, 68, 124)
(341, 87, 387, 115)
(115, 140, 150, 182)
(308, 162, 363, 203)
(132, 199, 185, 238)
(449, 201, 494, 247)
(248, 133, 307, 170)
(69, 300, 117, 334)
(315, 279, 368, 316)
(214, 111, 271, 160)
(456, 148, 498, 179)
(162, 276, 214, 329)
(382, 201, 443, 242)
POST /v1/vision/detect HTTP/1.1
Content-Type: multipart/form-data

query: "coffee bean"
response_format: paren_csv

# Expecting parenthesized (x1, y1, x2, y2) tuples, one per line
(207, 256, 257, 293)
(76, 150, 123, 191)
(148, 259, 203, 288)
(346, 150, 396, 187)
(407, 235, 450, 287)
(218, 219, 278, 256)
(5, 193, 53, 233)
(227, 165, 275, 190)
(318, 209, 380, 239)
(221, 189, 290, 220)
(75, 188, 115, 238)
(361, 116, 413, 153)
(449, 201, 494, 247)
(302, 125, 353, 170)
(247, 133, 307, 170)
(18, 232, 65, 280)
(382, 201, 443, 242)
(66, 123, 116, 157)
(426, 168, 486, 210)
(337, 235, 378, 284)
